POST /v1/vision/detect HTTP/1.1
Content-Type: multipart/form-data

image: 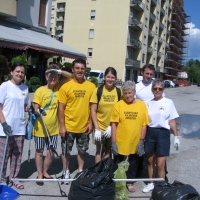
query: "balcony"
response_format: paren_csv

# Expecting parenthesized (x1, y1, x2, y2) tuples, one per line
(148, 29, 155, 38)
(125, 58, 140, 68)
(158, 37, 163, 43)
(160, 7, 165, 15)
(55, 27, 64, 31)
(130, 0, 145, 11)
(151, 0, 157, 6)
(150, 13, 156, 22)
(127, 38, 142, 48)
(128, 18, 143, 30)
(147, 46, 153, 54)
(167, 30, 170, 35)
(166, 43, 169, 49)
(159, 22, 164, 29)
(56, 18, 65, 21)
(156, 66, 160, 72)
(157, 52, 162, 58)
(56, 8, 65, 12)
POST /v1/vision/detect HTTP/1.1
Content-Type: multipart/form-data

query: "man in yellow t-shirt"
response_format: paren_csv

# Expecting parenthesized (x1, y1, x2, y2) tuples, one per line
(110, 80, 149, 193)
(58, 58, 96, 183)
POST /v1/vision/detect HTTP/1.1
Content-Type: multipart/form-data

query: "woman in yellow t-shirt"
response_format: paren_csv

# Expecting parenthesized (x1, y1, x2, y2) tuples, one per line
(110, 80, 149, 193)
(32, 63, 71, 185)
(90, 67, 121, 163)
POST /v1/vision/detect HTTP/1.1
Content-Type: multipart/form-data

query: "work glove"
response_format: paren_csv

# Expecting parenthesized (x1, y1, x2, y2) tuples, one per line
(136, 139, 145, 157)
(174, 136, 180, 150)
(1, 122, 12, 135)
(45, 69, 62, 74)
(104, 126, 111, 138)
(94, 129, 101, 141)
(111, 141, 118, 156)
(37, 108, 47, 116)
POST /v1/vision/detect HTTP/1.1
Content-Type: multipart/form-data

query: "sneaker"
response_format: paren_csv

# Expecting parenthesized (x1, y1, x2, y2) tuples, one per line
(142, 183, 154, 193)
(63, 171, 70, 185)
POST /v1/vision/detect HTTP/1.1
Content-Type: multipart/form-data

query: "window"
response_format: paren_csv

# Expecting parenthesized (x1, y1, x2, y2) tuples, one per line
(157, 11, 159, 20)
(51, 14, 54, 19)
(88, 48, 93, 57)
(145, 18, 148, 27)
(50, 23, 53, 28)
(146, 0, 149, 9)
(52, 6, 55, 10)
(39, 0, 47, 26)
(142, 54, 145, 63)
(143, 35, 147, 45)
(154, 42, 157, 50)
(153, 58, 155, 65)
(89, 29, 94, 39)
(90, 10, 96, 20)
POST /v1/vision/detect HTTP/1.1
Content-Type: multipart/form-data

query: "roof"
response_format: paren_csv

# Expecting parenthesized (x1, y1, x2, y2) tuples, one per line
(0, 20, 86, 60)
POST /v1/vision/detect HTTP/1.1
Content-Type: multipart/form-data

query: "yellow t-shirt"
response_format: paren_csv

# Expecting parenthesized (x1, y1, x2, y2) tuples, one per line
(59, 79, 96, 133)
(110, 99, 149, 155)
(32, 85, 60, 137)
(90, 86, 121, 131)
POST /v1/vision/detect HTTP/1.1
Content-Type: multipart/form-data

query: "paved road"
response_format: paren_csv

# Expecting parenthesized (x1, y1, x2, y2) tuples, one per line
(6, 85, 200, 199)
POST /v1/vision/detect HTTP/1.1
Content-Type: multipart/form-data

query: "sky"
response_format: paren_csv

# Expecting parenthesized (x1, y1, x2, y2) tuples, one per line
(183, 0, 200, 61)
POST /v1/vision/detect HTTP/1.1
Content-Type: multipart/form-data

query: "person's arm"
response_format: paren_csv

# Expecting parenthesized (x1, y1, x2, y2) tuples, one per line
(90, 103, 100, 130)
(141, 125, 147, 139)
(60, 71, 72, 85)
(169, 119, 178, 136)
(0, 104, 6, 124)
(58, 102, 66, 137)
(111, 122, 118, 141)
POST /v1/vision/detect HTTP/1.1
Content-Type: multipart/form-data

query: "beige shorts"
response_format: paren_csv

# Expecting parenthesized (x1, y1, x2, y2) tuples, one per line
(92, 129, 111, 146)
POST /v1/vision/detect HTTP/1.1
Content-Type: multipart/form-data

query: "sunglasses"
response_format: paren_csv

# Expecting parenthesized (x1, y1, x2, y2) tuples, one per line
(153, 87, 164, 91)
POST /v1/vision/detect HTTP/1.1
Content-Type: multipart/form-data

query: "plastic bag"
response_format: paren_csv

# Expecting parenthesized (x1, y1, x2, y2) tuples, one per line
(114, 161, 130, 200)
(151, 180, 200, 200)
(68, 158, 115, 200)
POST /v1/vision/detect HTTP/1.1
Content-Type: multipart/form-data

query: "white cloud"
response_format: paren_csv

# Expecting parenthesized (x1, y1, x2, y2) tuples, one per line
(185, 23, 200, 60)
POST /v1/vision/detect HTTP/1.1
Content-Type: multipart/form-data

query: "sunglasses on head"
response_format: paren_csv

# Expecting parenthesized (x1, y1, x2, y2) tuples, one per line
(153, 87, 163, 91)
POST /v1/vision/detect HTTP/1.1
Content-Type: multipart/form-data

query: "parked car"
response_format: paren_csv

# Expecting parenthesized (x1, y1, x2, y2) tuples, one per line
(197, 83, 200, 87)
(173, 81, 179, 87)
(164, 80, 170, 88)
(164, 80, 175, 88)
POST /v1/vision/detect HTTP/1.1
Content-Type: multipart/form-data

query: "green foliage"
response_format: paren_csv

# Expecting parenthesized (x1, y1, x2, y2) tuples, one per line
(85, 67, 91, 78)
(62, 62, 72, 73)
(89, 76, 98, 87)
(11, 53, 28, 68)
(184, 59, 200, 83)
(0, 55, 7, 64)
(29, 76, 41, 85)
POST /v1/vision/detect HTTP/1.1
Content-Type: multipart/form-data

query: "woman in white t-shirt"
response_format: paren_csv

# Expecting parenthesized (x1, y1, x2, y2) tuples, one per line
(0, 62, 29, 189)
(142, 79, 180, 193)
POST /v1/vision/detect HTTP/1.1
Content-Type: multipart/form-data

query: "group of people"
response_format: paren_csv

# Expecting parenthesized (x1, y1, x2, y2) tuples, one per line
(0, 59, 180, 194)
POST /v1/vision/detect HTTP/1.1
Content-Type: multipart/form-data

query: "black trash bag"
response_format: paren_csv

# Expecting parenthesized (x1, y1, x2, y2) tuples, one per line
(151, 180, 200, 200)
(68, 157, 115, 200)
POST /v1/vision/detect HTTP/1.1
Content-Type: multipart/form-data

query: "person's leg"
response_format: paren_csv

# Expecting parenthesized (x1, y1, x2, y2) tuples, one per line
(10, 136, 24, 178)
(76, 133, 89, 171)
(43, 135, 58, 178)
(95, 144, 101, 163)
(147, 153, 155, 179)
(102, 138, 111, 160)
(0, 136, 13, 181)
(156, 155, 166, 178)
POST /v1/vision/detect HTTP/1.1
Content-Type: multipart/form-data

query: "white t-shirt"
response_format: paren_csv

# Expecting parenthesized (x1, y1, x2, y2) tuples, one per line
(0, 81, 29, 136)
(147, 97, 179, 129)
(136, 81, 154, 104)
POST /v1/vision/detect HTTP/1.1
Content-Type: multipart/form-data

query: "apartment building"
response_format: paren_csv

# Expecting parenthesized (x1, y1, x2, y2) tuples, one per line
(164, 0, 190, 80)
(51, 0, 174, 81)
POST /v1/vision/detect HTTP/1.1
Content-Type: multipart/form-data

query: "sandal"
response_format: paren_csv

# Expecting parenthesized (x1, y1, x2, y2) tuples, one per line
(12, 180, 24, 189)
(127, 184, 136, 193)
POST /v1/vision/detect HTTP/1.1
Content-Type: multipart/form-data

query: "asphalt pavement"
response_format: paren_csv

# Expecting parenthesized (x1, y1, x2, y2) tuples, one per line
(5, 85, 200, 199)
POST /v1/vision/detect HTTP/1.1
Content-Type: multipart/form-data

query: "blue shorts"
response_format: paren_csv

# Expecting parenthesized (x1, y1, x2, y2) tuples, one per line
(144, 127, 170, 156)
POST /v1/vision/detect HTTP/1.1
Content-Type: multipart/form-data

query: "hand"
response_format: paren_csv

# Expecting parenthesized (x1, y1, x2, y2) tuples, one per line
(37, 108, 46, 116)
(59, 126, 67, 138)
(45, 69, 62, 74)
(136, 139, 145, 157)
(1, 122, 12, 135)
(174, 136, 180, 149)
(111, 141, 118, 155)
(104, 126, 111, 138)
(94, 129, 101, 141)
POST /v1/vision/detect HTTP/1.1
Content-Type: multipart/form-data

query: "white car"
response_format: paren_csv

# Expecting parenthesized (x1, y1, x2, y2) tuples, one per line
(164, 80, 175, 88)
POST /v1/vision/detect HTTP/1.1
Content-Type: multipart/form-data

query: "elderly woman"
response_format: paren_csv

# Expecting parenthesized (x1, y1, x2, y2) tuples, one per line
(110, 80, 149, 193)
(142, 79, 180, 193)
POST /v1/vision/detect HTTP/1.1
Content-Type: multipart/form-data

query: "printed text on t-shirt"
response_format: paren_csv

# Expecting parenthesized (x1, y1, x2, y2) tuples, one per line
(73, 90, 86, 98)
(124, 112, 138, 120)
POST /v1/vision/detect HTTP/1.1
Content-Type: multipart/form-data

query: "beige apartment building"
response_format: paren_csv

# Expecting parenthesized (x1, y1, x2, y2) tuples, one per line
(51, 0, 172, 82)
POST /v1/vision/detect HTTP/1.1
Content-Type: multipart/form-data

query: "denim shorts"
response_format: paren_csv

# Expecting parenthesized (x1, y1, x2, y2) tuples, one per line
(144, 127, 170, 156)
(61, 132, 89, 154)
